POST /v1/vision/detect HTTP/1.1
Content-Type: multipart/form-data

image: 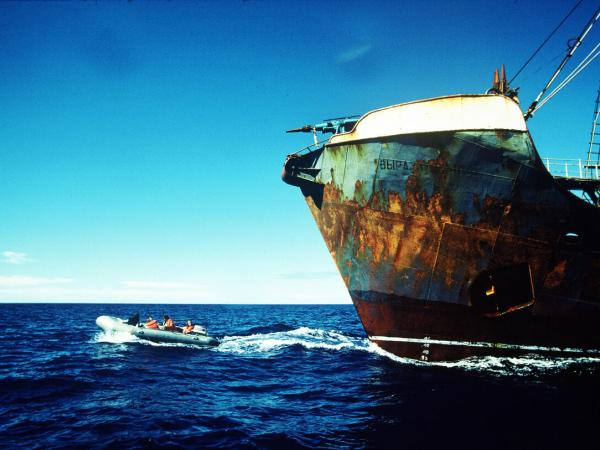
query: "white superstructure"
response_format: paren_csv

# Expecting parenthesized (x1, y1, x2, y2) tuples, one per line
(329, 94, 527, 145)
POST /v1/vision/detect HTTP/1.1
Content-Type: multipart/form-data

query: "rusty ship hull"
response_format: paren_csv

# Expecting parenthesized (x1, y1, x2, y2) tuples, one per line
(283, 94, 600, 361)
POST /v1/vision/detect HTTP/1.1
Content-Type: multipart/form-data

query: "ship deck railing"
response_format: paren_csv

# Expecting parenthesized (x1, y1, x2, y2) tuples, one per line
(542, 157, 600, 180)
(293, 139, 329, 156)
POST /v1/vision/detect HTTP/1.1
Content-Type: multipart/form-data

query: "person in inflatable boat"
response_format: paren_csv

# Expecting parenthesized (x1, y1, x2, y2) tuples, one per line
(145, 316, 158, 329)
(183, 320, 194, 334)
(163, 315, 175, 330)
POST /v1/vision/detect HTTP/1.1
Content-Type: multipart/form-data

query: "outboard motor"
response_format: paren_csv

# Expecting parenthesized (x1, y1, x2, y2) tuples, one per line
(126, 313, 140, 326)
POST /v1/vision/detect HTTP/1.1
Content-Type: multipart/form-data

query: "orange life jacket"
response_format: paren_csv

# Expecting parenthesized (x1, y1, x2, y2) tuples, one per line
(145, 320, 158, 329)
(164, 318, 174, 328)
(183, 324, 194, 334)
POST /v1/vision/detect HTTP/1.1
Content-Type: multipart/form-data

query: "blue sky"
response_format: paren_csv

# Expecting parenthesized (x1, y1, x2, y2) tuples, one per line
(1, 0, 599, 303)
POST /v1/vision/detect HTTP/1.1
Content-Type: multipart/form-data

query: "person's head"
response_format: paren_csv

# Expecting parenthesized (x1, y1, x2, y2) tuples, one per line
(147, 316, 153, 321)
(187, 320, 192, 326)
(164, 315, 169, 320)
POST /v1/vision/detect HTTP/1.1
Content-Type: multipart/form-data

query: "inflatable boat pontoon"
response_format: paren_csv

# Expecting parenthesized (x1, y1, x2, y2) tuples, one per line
(96, 315, 219, 346)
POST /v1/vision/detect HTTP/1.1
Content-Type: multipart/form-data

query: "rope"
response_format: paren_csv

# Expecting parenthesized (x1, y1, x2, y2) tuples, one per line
(510, 0, 583, 85)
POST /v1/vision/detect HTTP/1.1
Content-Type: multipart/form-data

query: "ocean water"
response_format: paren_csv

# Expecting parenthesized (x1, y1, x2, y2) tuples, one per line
(1, 303, 599, 449)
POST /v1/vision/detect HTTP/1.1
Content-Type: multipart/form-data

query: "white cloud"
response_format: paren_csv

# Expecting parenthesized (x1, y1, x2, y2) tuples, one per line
(2, 251, 33, 265)
(0, 285, 212, 303)
(0, 278, 210, 302)
(337, 44, 372, 64)
(0, 275, 73, 287)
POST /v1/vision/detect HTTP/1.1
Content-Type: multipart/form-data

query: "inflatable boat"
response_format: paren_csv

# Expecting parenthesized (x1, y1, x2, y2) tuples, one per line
(96, 315, 219, 346)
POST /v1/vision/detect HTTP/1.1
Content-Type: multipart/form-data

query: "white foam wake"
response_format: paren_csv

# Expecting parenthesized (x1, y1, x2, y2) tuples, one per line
(439, 354, 600, 376)
(93, 327, 600, 376)
(92, 330, 202, 348)
(216, 326, 370, 356)
(370, 342, 600, 376)
(93, 330, 139, 344)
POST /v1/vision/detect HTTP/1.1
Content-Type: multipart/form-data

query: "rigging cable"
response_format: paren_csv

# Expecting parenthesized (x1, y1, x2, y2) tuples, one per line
(509, 0, 583, 85)
(534, 40, 600, 112)
(524, 5, 600, 120)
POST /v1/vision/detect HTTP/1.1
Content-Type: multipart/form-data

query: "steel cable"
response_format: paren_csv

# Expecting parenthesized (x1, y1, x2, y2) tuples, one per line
(534, 40, 600, 112)
(510, 0, 584, 85)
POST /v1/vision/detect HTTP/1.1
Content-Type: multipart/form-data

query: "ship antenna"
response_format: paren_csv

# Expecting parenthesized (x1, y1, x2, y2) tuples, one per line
(524, 4, 600, 120)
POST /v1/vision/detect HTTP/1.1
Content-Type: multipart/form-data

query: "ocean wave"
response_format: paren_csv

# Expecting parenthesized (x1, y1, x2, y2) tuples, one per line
(92, 331, 139, 344)
(439, 354, 600, 376)
(239, 323, 296, 336)
(93, 327, 600, 377)
(92, 326, 372, 355)
(216, 326, 371, 356)
(92, 331, 203, 349)
(370, 342, 600, 376)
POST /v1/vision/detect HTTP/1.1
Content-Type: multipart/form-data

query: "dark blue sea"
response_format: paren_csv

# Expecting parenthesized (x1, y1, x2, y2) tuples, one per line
(1, 303, 599, 449)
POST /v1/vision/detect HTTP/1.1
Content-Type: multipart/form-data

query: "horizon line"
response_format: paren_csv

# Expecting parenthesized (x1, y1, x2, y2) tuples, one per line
(0, 301, 353, 305)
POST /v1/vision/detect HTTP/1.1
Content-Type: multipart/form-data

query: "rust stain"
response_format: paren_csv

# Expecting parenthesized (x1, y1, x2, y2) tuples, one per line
(544, 259, 567, 289)
(388, 191, 402, 214)
(284, 119, 600, 360)
(288, 129, 599, 326)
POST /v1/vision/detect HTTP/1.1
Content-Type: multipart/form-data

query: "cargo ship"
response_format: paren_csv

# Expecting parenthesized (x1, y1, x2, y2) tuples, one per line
(282, 11, 600, 360)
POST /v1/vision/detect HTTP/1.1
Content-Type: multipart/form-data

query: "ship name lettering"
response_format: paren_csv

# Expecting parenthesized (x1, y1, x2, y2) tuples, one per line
(378, 159, 413, 171)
